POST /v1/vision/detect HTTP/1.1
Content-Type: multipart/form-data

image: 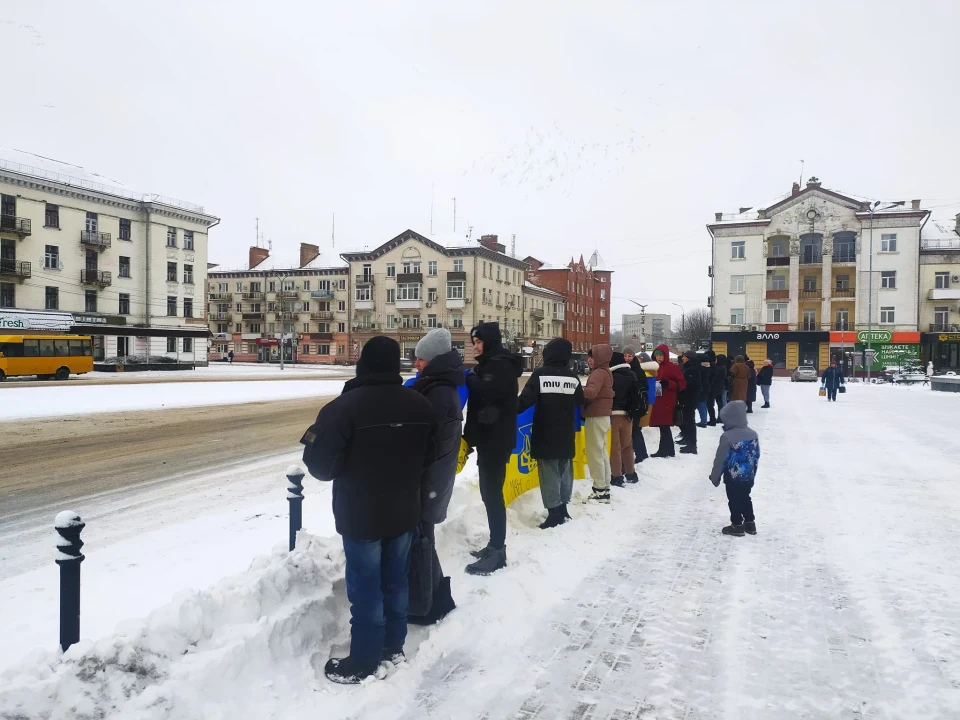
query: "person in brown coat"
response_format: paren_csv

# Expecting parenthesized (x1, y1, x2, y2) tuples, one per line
(729, 355, 751, 402)
(583, 344, 614, 503)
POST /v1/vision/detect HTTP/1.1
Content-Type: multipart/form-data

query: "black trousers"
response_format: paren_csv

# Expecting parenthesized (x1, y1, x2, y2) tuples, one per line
(656, 425, 675, 456)
(725, 479, 755, 525)
(709, 393, 724, 423)
(477, 448, 509, 549)
(420, 522, 444, 591)
(632, 423, 649, 461)
(680, 406, 697, 449)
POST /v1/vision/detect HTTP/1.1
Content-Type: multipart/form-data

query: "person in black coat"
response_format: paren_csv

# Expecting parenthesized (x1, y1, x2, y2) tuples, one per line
(622, 345, 650, 462)
(609, 351, 641, 487)
(518, 338, 584, 528)
(757, 359, 774, 408)
(464, 322, 523, 575)
(408, 328, 463, 625)
(707, 351, 727, 425)
(697, 354, 712, 428)
(300, 336, 439, 684)
(678, 351, 701, 454)
(746, 359, 758, 413)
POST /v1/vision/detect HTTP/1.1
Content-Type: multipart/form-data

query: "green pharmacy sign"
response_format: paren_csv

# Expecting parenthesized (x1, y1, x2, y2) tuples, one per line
(857, 330, 892, 344)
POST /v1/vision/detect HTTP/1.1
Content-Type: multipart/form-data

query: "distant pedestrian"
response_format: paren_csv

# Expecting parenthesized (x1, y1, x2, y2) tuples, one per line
(821, 360, 845, 402)
(300, 336, 439, 683)
(649, 345, 685, 458)
(517, 338, 584, 528)
(583, 344, 614, 503)
(609, 351, 641, 486)
(697, 354, 712, 428)
(707, 352, 726, 425)
(464, 322, 523, 575)
(227, 350, 234, 364)
(757, 359, 774, 408)
(709, 400, 760, 537)
(926, 360, 934, 386)
(621, 346, 650, 463)
(729, 355, 750, 402)
(678, 351, 701, 455)
(746, 360, 757, 413)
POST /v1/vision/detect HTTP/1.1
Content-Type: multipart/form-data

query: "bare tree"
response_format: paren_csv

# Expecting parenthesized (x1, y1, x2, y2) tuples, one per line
(672, 308, 712, 350)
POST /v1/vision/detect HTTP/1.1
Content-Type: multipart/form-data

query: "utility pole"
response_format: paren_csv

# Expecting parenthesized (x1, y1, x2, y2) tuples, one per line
(430, 182, 434, 235)
(331, 213, 335, 248)
(452, 197, 457, 233)
(628, 300, 647, 349)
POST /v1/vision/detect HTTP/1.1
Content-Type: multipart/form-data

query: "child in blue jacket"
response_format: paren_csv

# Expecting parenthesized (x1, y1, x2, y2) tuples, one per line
(709, 400, 760, 537)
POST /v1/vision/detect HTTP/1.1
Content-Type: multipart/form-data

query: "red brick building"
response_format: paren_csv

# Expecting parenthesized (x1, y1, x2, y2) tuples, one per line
(525, 251, 612, 353)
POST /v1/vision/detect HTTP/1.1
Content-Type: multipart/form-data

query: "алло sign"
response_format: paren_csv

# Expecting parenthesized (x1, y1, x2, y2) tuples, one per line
(857, 330, 892, 344)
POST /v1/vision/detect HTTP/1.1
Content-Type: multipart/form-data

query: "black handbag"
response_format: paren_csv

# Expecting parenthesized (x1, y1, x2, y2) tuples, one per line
(408, 526, 435, 617)
(838, 386, 846, 394)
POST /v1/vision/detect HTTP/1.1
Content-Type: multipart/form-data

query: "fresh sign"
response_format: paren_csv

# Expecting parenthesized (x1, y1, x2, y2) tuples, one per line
(0, 318, 28, 330)
(857, 330, 892, 344)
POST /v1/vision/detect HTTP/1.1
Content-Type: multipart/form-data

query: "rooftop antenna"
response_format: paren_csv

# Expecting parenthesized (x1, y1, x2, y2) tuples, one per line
(799, 159, 805, 187)
(452, 197, 457, 233)
(255, 217, 260, 247)
(268, 239, 273, 252)
(467, 225, 473, 240)
(430, 182, 434, 235)
(331, 213, 335, 248)
(511, 233, 516, 258)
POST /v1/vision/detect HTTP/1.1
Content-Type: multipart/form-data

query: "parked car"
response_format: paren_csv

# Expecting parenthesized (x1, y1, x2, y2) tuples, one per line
(791, 365, 819, 382)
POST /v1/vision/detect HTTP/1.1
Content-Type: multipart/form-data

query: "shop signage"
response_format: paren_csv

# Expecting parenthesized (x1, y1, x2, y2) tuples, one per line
(0, 317, 29, 330)
(854, 342, 920, 371)
(857, 330, 892, 344)
(938, 333, 960, 342)
(0, 310, 74, 332)
(755, 333, 780, 340)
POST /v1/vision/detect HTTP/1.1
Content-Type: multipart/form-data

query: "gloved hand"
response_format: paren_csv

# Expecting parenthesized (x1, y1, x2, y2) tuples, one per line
(660, 378, 669, 390)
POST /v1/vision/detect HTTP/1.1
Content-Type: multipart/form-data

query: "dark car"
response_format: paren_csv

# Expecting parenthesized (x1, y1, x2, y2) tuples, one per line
(568, 352, 589, 376)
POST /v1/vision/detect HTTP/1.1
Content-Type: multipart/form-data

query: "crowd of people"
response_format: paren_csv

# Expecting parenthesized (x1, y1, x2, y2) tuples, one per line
(298, 323, 762, 684)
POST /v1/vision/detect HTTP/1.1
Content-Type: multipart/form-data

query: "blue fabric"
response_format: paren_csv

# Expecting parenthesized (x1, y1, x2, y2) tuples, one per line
(342, 531, 414, 666)
(821, 367, 845, 390)
(723, 439, 760, 483)
(405, 369, 470, 407)
(647, 376, 658, 406)
(697, 401, 708, 425)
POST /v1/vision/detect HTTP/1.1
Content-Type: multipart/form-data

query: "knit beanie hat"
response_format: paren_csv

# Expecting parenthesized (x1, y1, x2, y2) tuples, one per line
(356, 336, 401, 376)
(415, 328, 452, 362)
(622, 345, 637, 356)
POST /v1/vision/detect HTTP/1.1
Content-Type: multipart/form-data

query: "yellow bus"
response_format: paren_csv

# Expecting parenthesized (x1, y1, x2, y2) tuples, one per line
(0, 334, 94, 381)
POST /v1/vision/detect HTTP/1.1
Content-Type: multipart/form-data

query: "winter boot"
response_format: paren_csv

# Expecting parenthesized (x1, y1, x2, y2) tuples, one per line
(743, 521, 757, 535)
(465, 546, 507, 576)
(707, 420, 718, 427)
(469, 545, 493, 560)
(650, 450, 674, 458)
(761, 403, 770, 409)
(586, 487, 611, 504)
(325, 656, 378, 684)
(561, 503, 572, 520)
(539, 506, 567, 529)
(679, 446, 698, 455)
(382, 649, 405, 665)
(697, 422, 708, 428)
(408, 577, 456, 626)
(625, 472, 639, 484)
(722, 524, 745, 537)
(610, 475, 626, 488)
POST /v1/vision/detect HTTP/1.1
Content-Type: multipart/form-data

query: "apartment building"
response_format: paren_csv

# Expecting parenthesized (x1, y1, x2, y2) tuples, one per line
(621, 312, 672, 350)
(919, 214, 960, 372)
(524, 251, 612, 353)
(340, 231, 532, 362)
(707, 178, 928, 374)
(206, 243, 349, 364)
(522, 282, 566, 351)
(0, 149, 218, 362)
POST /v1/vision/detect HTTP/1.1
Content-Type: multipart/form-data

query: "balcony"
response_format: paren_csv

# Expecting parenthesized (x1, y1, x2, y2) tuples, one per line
(355, 299, 374, 310)
(310, 332, 334, 342)
(831, 250, 857, 264)
(921, 239, 960, 251)
(311, 289, 335, 299)
(356, 274, 374, 285)
(277, 290, 300, 299)
(242, 312, 264, 320)
(80, 231, 112, 250)
(208, 312, 232, 321)
(81, 269, 111, 287)
(0, 259, 31, 279)
(799, 251, 823, 265)
(800, 289, 822, 300)
(396, 298, 422, 310)
(766, 256, 790, 267)
(209, 293, 231, 301)
(930, 323, 960, 333)
(797, 322, 821, 332)
(447, 271, 467, 282)
(530, 308, 544, 320)
(242, 292, 264, 300)
(833, 321, 852, 331)
(397, 272, 423, 284)
(928, 288, 960, 301)
(311, 311, 334, 320)
(277, 311, 299, 320)
(833, 287, 856, 299)
(765, 289, 789, 300)
(446, 297, 466, 309)
(0, 215, 31, 238)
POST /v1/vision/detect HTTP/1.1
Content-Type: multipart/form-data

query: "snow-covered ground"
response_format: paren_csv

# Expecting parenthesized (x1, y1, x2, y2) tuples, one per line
(0, 362, 353, 384)
(2, 380, 960, 719)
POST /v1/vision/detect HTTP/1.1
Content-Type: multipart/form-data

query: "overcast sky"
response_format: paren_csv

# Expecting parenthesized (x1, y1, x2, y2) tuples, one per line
(4, 0, 959, 329)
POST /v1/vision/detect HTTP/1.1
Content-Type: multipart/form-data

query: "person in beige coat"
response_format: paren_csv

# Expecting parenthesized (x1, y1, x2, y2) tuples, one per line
(583, 344, 614, 504)
(729, 355, 751, 402)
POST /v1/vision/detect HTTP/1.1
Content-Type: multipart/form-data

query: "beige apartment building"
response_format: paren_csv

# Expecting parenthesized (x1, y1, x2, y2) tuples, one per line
(919, 214, 960, 372)
(522, 282, 566, 350)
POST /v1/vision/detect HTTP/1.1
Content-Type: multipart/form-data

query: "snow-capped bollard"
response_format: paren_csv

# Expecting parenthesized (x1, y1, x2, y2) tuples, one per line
(54, 510, 85, 653)
(286, 465, 305, 551)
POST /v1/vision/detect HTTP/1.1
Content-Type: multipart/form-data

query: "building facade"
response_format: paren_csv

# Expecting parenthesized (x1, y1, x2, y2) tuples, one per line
(919, 214, 960, 372)
(521, 282, 566, 356)
(621, 312, 673, 350)
(707, 178, 929, 374)
(525, 251, 612, 353)
(0, 150, 217, 362)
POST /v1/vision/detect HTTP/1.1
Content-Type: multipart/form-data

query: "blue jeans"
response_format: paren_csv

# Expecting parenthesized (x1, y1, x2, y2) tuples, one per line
(342, 531, 414, 668)
(697, 401, 708, 424)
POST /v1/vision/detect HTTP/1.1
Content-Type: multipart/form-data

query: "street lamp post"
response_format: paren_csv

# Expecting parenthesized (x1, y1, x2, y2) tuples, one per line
(671, 302, 685, 349)
(628, 300, 647, 350)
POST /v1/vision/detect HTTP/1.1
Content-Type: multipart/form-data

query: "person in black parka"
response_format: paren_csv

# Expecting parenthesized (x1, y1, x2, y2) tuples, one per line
(622, 346, 650, 462)
(464, 322, 523, 575)
(757, 359, 774, 408)
(678, 351, 701, 454)
(746, 359, 758, 413)
(707, 352, 727, 425)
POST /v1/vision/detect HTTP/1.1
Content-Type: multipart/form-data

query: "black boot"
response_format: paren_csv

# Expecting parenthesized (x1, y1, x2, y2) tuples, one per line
(697, 423, 708, 428)
(610, 475, 626, 487)
(625, 472, 639, 484)
(539, 506, 566, 529)
(465, 546, 507, 575)
(761, 403, 770, 409)
(722, 524, 745, 537)
(679, 446, 697, 454)
(325, 656, 379, 684)
(707, 420, 718, 427)
(743, 521, 757, 535)
(561, 503, 572, 520)
(408, 577, 457, 626)
(469, 545, 492, 560)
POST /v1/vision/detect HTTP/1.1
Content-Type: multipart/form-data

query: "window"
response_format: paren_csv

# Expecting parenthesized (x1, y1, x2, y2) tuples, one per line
(45, 204, 59, 228)
(318, 344, 330, 356)
(731, 241, 745, 259)
(397, 283, 421, 300)
(935, 272, 950, 289)
(386, 314, 397, 329)
(934, 307, 949, 327)
(301, 344, 311, 356)
(497, 291, 501, 306)
(427, 314, 438, 328)
(183, 338, 193, 353)
(802, 309, 817, 330)
(730, 308, 744, 325)
(85, 212, 98, 233)
(303, 280, 310, 291)
(452, 315, 463, 329)
(386, 288, 396, 303)
(118, 293, 130, 315)
(167, 337, 177, 353)
(401, 260, 421, 274)
(216, 323, 228, 334)
(303, 323, 310, 333)
(803, 276, 817, 291)
(338, 322, 345, 333)
(337, 345, 345, 356)
(44, 245, 60, 270)
(183, 231, 194, 250)
(402, 315, 421, 329)
(454, 259, 464, 272)
(767, 303, 788, 323)
(600, 289, 606, 301)
(118, 256, 131, 278)
(730, 275, 745, 293)
(167, 296, 178, 316)
(769, 238, 787, 257)
(338, 300, 345, 312)
(235, 323, 242, 333)
(600, 324, 605, 334)
(167, 227, 177, 247)
(167, 262, 178, 282)
(881, 271, 896, 289)
(249, 323, 261, 333)
(268, 281, 275, 292)
(45, 286, 59, 310)
(184, 298, 193, 318)
(880, 306, 895, 323)
(835, 309, 849, 330)
(386, 263, 396, 277)
(428, 287, 438, 302)
(497, 266, 501, 281)
(236, 282, 244, 292)
(183, 264, 194, 284)
(119, 218, 131, 241)
(600, 308, 605, 317)
(116, 337, 129, 357)
(217, 282, 228, 293)
(428, 261, 437, 276)
(881, 234, 897, 252)
(772, 274, 786, 290)
(282, 280, 295, 292)
(85, 290, 97, 313)
(356, 286, 371, 301)
(836, 274, 850, 290)
(339, 279, 346, 290)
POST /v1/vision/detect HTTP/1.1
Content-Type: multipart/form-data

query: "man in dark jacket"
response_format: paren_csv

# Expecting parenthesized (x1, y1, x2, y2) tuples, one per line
(622, 346, 650, 463)
(821, 360, 845, 401)
(408, 328, 462, 625)
(518, 338, 584, 528)
(707, 352, 727, 425)
(757, 359, 774, 408)
(678, 351, 701, 454)
(300, 337, 438, 684)
(697, 354, 712, 428)
(609, 351, 641, 487)
(464, 322, 523, 575)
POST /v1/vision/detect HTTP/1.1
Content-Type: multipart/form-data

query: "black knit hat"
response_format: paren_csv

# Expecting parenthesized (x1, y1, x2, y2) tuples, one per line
(356, 336, 401, 375)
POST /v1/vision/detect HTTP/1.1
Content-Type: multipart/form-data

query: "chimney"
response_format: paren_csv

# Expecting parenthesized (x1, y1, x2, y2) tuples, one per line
(479, 234, 506, 253)
(249, 246, 269, 270)
(806, 176, 821, 189)
(299, 242, 320, 268)
(911, 199, 921, 211)
(714, 212, 723, 222)
(792, 182, 801, 196)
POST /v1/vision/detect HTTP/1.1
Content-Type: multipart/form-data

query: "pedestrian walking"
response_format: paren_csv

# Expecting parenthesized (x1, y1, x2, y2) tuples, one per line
(609, 351, 641, 486)
(649, 344, 685, 458)
(463, 322, 523, 575)
(708, 400, 761, 537)
(622, 346, 650, 463)
(300, 336, 439, 683)
(707, 352, 727, 425)
(746, 359, 758, 413)
(757, 359, 774, 408)
(518, 338, 584, 528)
(227, 350, 234, 364)
(729, 355, 750, 402)
(583, 343, 614, 502)
(407, 329, 462, 625)
(697, 354, 712, 427)
(821, 359, 845, 402)
(678, 351, 700, 455)
(926, 360, 934, 386)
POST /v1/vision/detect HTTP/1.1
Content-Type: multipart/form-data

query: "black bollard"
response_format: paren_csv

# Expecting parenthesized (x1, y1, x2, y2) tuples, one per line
(54, 511, 85, 653)
(286, 465, 305, 551)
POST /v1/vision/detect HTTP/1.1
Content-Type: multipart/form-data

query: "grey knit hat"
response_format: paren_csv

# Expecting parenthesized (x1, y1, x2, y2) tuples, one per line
(622, 345, 637, 356)
(415, 328, 452, 362)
